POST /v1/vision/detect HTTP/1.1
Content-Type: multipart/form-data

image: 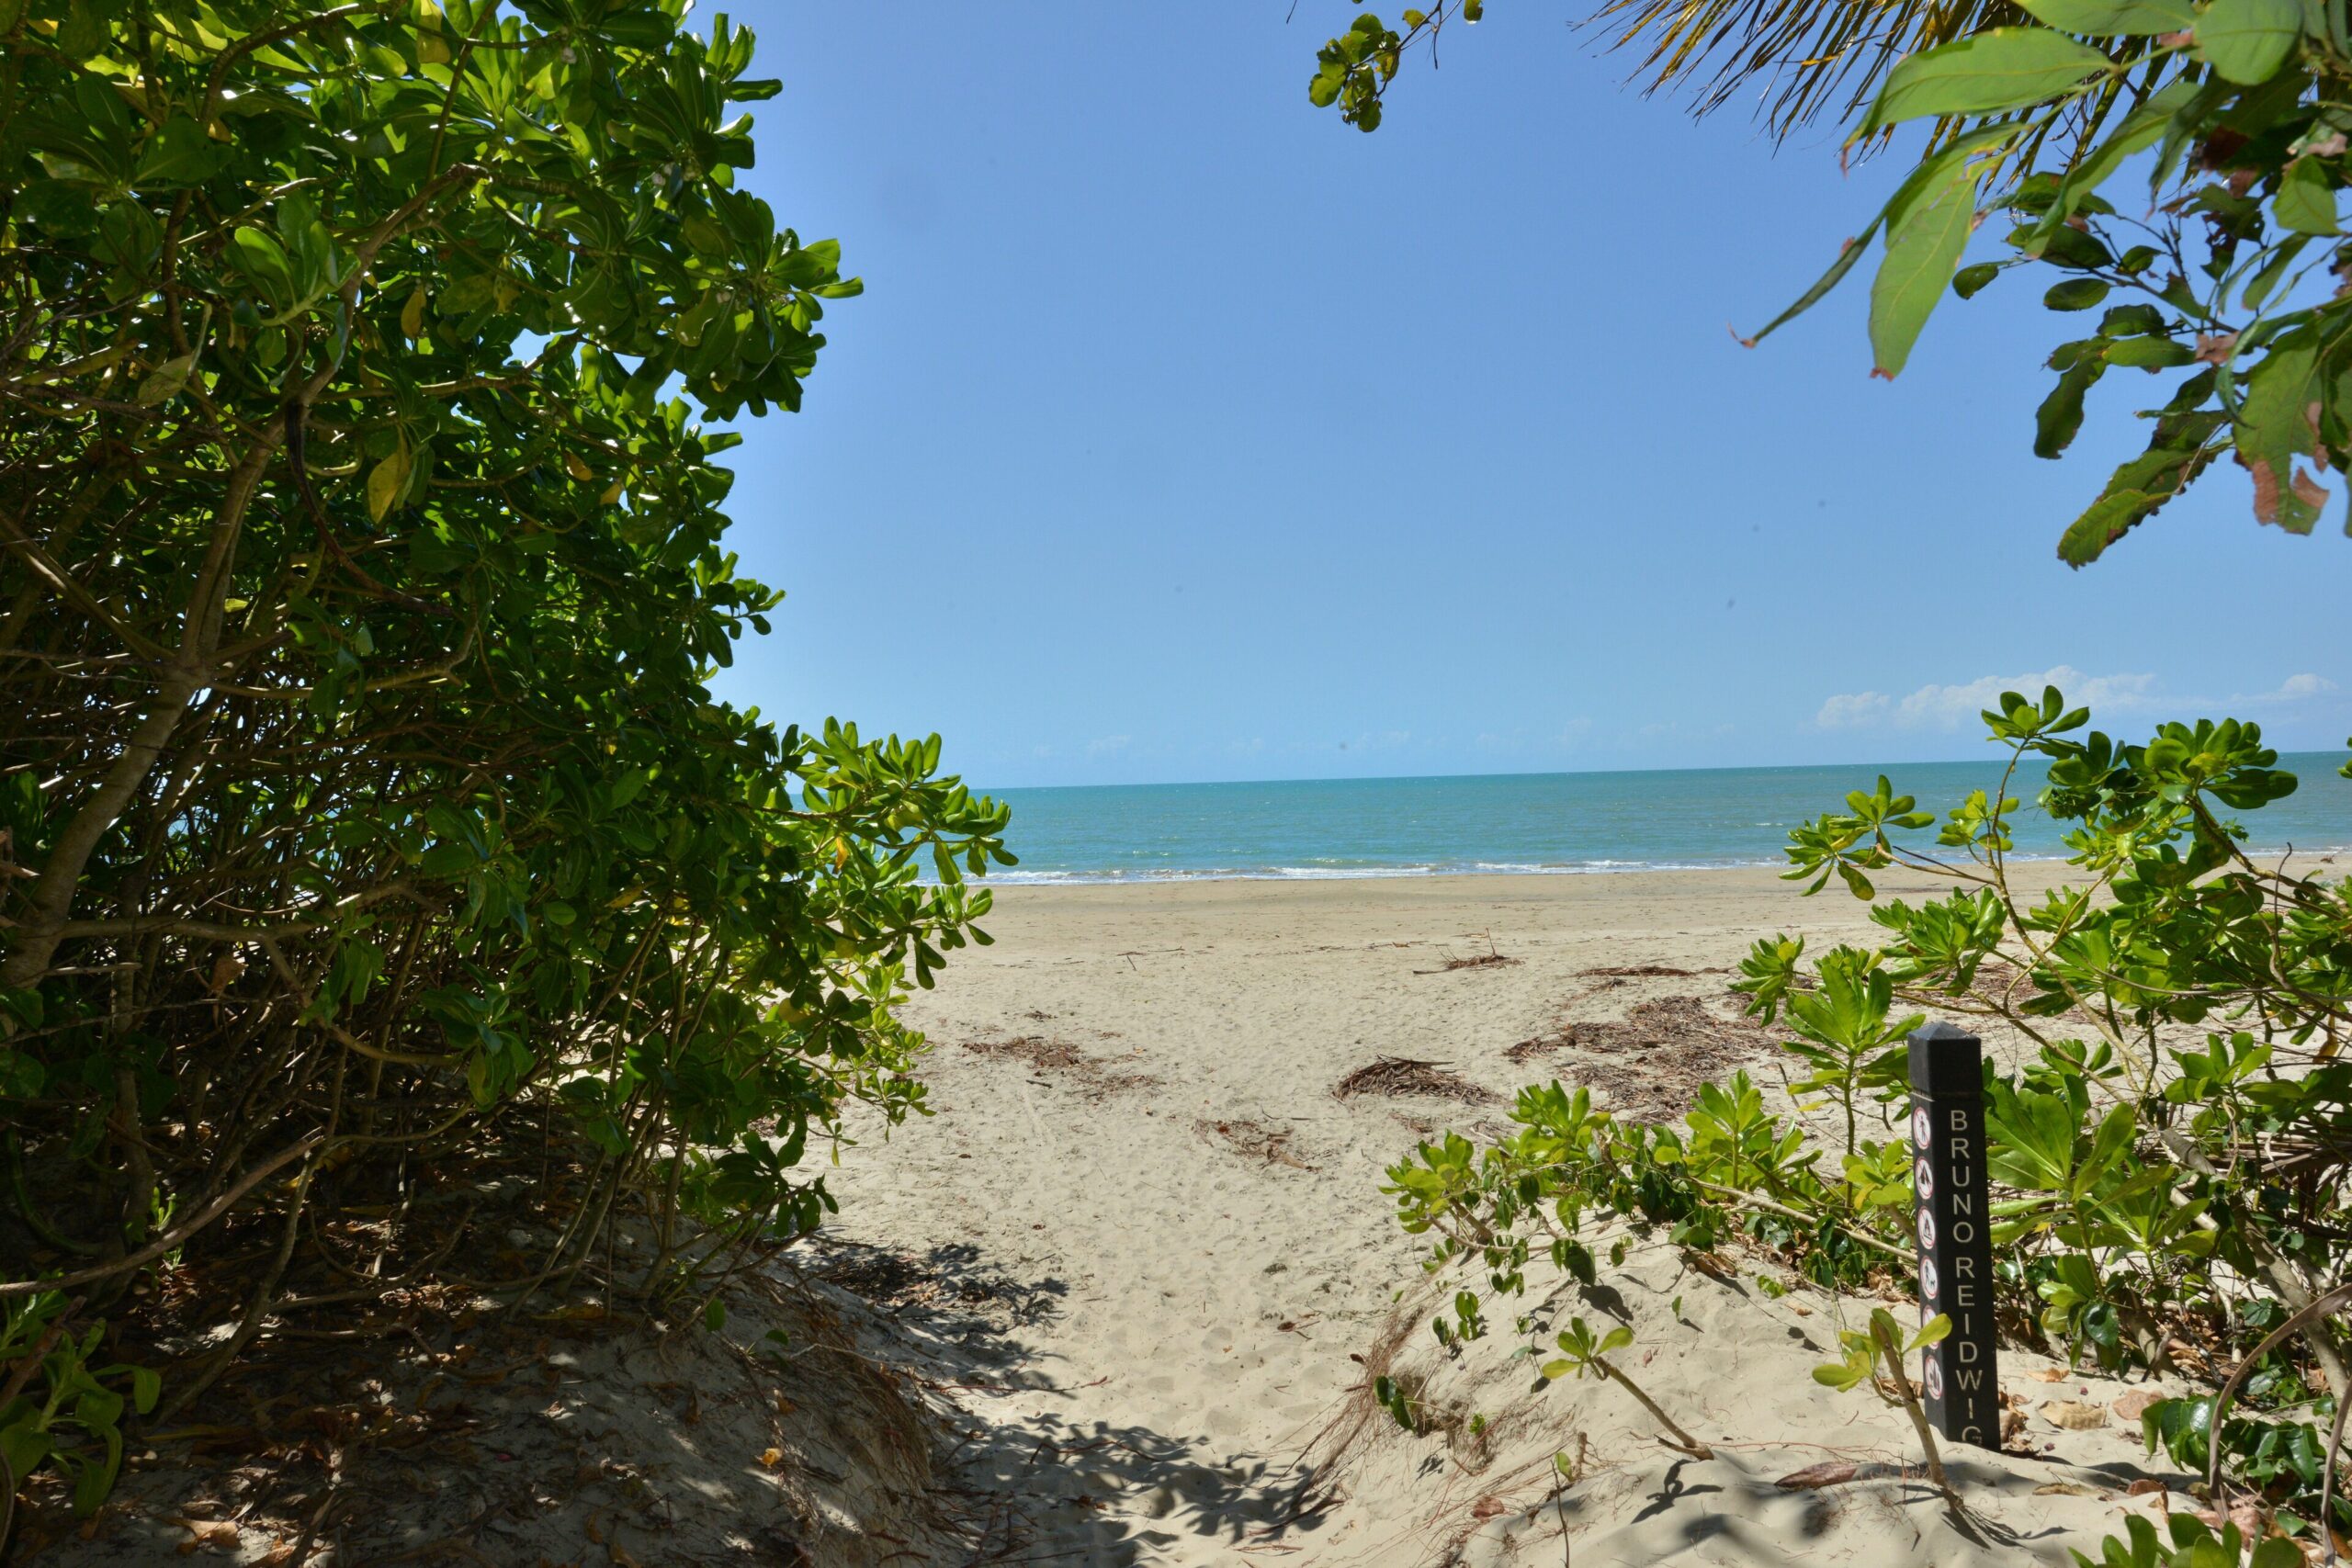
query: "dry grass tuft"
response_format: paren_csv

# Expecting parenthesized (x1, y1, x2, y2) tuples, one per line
(1415, 931, 1520, 975)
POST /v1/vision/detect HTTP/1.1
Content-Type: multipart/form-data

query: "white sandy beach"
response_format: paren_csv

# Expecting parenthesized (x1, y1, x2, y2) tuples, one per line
(820, 866, 2199, 1566)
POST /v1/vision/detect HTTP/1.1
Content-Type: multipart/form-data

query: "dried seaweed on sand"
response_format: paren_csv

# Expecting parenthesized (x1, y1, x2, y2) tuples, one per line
(1198, 1117, 1317, 1170)
(956, 1035, 1157, 1097)
(1504, 994, 1771, 1120)
(1334, 1056, 1498, 1104)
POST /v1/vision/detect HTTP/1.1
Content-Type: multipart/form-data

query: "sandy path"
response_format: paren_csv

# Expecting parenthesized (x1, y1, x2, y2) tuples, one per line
(825, 870, 1937, 1562)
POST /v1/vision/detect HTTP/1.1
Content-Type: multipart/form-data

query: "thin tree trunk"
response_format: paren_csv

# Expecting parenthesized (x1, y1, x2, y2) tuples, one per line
(0, 428, 280, 990)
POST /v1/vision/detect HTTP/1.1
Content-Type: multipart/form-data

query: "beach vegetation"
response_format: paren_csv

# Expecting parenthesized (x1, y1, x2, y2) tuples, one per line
(1378, 689, 2352, 1544)
(0, 0, 1008, 1519)
(1310, 2, 2352, 564)
(0, 1292, 155, 1519)
(1815, 1306, 1956, 1500)
(2079, 1512, 2305, 1568)
(1539, 1314, 1714, 1459)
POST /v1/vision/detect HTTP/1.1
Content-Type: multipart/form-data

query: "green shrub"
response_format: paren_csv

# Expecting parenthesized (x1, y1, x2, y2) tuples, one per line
(1381, 690, 2351, 1537)
(0, 0, 1011, 1510)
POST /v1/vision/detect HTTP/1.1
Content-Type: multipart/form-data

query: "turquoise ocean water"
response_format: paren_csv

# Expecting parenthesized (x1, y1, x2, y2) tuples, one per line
(981, 755, 2352, 885)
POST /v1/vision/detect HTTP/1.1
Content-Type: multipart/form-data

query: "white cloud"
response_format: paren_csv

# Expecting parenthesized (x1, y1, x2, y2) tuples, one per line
(2238, 672, 2339, 705)
(1817, 665, 2166, 731)
(1816, 691, 1891, 729)
(1085, 734, 1131, 756)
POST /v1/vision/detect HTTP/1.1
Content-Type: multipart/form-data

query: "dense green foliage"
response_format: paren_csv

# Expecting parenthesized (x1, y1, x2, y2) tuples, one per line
(1381, 694, 2352, 1542)
(1312, 0, 2352, 563)
(0, 0, 1008, 1512)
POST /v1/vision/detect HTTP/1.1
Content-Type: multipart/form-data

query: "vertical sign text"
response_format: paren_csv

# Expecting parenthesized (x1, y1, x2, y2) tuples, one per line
(1909, 1020, 1999, 1449)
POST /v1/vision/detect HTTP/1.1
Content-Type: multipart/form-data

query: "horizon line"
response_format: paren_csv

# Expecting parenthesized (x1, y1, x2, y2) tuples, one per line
(961, 745, 2351, 795)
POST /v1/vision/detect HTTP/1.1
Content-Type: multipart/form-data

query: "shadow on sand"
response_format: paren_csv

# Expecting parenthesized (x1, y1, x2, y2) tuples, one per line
(805, 1234, 1343, 1566)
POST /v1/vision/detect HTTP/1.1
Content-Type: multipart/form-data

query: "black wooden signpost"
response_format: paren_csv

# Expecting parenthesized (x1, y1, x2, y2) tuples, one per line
(1909, 1020, 1999, 1449)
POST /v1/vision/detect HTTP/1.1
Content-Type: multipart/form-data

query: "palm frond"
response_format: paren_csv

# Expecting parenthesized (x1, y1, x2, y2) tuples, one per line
(1587, 0, 2040, 138)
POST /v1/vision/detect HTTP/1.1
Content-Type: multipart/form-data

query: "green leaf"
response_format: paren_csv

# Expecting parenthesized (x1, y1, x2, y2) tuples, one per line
(73, 1438, 121, 1516)
(132, 118, 228, 187)
(2233, 343, 2324, 532)
(1860, 29, 2115, 133)
(2249, 1539, 2305, 1568)
(1747, 224, 1882, 346)
(2037, 357, 2107, 456)
(2195, 0, 2302, 84)
(2059, 489, 2156, 563)
(2017, 0, 2194, 31)
(703, 1297, 726, 1330)
(1747, 128, 2010, 346)
(57, 0, 115, 58)
(227, 226, 295, 306)
(2104, 335, 2195, 368)
(2046, 277, 2112, 310)
(136, 354, 198, 406)
(2098, 303, 2165, 335)
(2273, 158, 2339, 234)
(2028, 80, 2200, 243)
(1952, 261, 2003, 298)
(2241, 233, 2312, 309)
(1871, 164, 1979, 378)
(0, 1422, 53, 1483)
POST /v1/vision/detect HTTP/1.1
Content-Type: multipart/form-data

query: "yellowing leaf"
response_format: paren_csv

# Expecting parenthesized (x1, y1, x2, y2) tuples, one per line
(565, 453, 594, 481)
(137, 353, 198, 405)
(401, 287, 427, 338)
(368, 446, 411, 522)
(600, 478, 625, 506)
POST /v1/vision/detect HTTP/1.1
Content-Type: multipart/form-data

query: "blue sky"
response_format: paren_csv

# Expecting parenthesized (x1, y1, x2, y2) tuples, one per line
(707, 5, 2352, 788)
